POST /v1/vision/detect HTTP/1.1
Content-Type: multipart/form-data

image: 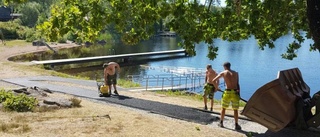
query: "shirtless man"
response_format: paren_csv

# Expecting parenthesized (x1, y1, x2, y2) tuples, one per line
(212, 62, 241, 130)
(203, 64, 219, 111)
(103, 62, 120, 95)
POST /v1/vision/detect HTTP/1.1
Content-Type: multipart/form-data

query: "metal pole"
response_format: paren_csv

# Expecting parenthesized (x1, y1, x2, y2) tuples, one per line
(157, 75, 159, 86)
(185, 77, 188, 90)
(146, 76, 149, 91)
(179, 75, 181, 87)
(171, 74, 174, 90)
(192, 73, 194, 92)
(162, 78, 164, 91)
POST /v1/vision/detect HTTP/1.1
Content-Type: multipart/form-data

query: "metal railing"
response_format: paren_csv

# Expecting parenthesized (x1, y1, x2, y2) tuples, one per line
(127, 66, 225, 93)
(127, 73, 206, 92)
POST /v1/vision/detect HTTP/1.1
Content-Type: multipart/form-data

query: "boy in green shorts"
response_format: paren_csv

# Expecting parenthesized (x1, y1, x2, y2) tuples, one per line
(203, 64, 218, 111)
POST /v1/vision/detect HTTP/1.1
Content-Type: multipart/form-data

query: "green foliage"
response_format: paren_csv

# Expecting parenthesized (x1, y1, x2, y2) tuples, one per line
(2, 0, 28, 5)
(0, 90, 38, 112)
(3, 93, 38, 112)
(57, 35, 67, 43)
(18, 2, 41, 27)
(24, 27, 38, 42)
(0, 89, 14, 103)
(33, 0, 314, 60)
(117, 79, 141, 88)
(0, 21, 37, 40)
(97, 33, 113, 41)
(6, 0, 318, 60)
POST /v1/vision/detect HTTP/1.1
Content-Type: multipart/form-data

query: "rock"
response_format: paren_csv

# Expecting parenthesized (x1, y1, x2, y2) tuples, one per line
(34, 86, 53, 94)
(43, 98, 72, 108)
(32, 40, 46, 46)
(12, 88, 29, 94)
(27, 87, 48, 97)
(97, 40, 107, 45)
(3, 86, 75, 110)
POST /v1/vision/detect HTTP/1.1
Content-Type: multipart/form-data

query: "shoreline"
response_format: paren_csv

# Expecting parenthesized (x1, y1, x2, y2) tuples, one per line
(1, 42, 318, 137)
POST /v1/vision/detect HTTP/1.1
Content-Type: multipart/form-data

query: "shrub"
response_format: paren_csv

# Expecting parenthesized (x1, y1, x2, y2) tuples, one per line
(69, 97, 82, 107)
(0, 90, 14, 103)
(0, 21, 36, 40)
(57, 35, 67, 43)
(24, 28, 38, 42)
(2, 93, 38, 112)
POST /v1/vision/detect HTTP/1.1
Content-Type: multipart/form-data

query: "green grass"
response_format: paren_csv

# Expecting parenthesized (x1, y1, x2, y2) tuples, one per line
(117, 79, 141, 88)
(1, 40, 31, 47)
(156, 90, 204, 101)
(155, 90, 247, 107)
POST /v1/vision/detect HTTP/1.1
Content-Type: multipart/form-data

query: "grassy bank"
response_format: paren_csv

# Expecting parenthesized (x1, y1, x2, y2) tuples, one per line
(155, 90, 247, 107)
(0, 40, 31, 47)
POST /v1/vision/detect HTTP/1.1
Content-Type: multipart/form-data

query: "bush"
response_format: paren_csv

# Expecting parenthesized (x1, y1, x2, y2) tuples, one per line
(0, 21, 37, 40)
(0, 90, 14, 103)
(24, 28, 38, 42)
(57, 36, 67, 43)
(0, 90, 38, 112)
(69, 97, 82, 107)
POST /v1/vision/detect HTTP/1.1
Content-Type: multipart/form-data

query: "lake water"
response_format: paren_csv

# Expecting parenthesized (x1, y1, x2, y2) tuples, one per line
(110, 33, 320, 100)
(15, 33, 319, 100)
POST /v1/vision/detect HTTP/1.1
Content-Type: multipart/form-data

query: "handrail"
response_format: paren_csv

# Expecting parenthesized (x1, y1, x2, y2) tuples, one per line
(127, 74, 205, 92)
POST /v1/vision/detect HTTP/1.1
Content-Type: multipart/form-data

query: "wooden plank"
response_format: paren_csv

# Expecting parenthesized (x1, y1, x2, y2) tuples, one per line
(31, 49, 186, 65)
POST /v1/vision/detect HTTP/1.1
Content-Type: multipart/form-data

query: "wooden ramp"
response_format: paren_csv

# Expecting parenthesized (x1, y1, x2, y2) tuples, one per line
(31, 49, 187, 65)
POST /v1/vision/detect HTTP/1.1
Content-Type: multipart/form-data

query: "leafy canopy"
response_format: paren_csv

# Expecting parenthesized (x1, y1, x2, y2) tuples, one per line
(4, 0, 318, 60)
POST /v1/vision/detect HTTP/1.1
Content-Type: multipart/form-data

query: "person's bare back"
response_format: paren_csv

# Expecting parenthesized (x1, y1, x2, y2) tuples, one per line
(221, 69, 239, 90)
(104, 62, 120, 75)
(206, 67, 219, 89)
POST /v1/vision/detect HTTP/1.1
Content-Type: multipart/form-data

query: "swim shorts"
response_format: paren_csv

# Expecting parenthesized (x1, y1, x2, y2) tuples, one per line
(107, 74, 117, 85)
(203, 83, 215, 99)
(221, 89, 240, 110)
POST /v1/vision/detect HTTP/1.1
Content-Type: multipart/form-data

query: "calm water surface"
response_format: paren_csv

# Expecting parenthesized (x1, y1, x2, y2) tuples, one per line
(21, 34, 319, 100)
(115, 34, 320, 100)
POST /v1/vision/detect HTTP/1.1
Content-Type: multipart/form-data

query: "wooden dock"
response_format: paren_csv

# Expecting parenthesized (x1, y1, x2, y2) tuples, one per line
(31, 49, 187, 65)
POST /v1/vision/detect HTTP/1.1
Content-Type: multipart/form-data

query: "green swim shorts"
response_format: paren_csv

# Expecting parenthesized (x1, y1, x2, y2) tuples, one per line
(203, 83, 215, 99)
(221, 89, 240, 110)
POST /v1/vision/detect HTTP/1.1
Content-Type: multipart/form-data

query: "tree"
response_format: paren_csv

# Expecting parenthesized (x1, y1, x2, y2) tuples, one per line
(4, 0, 320, 60)
(17, 2, 41, 27)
